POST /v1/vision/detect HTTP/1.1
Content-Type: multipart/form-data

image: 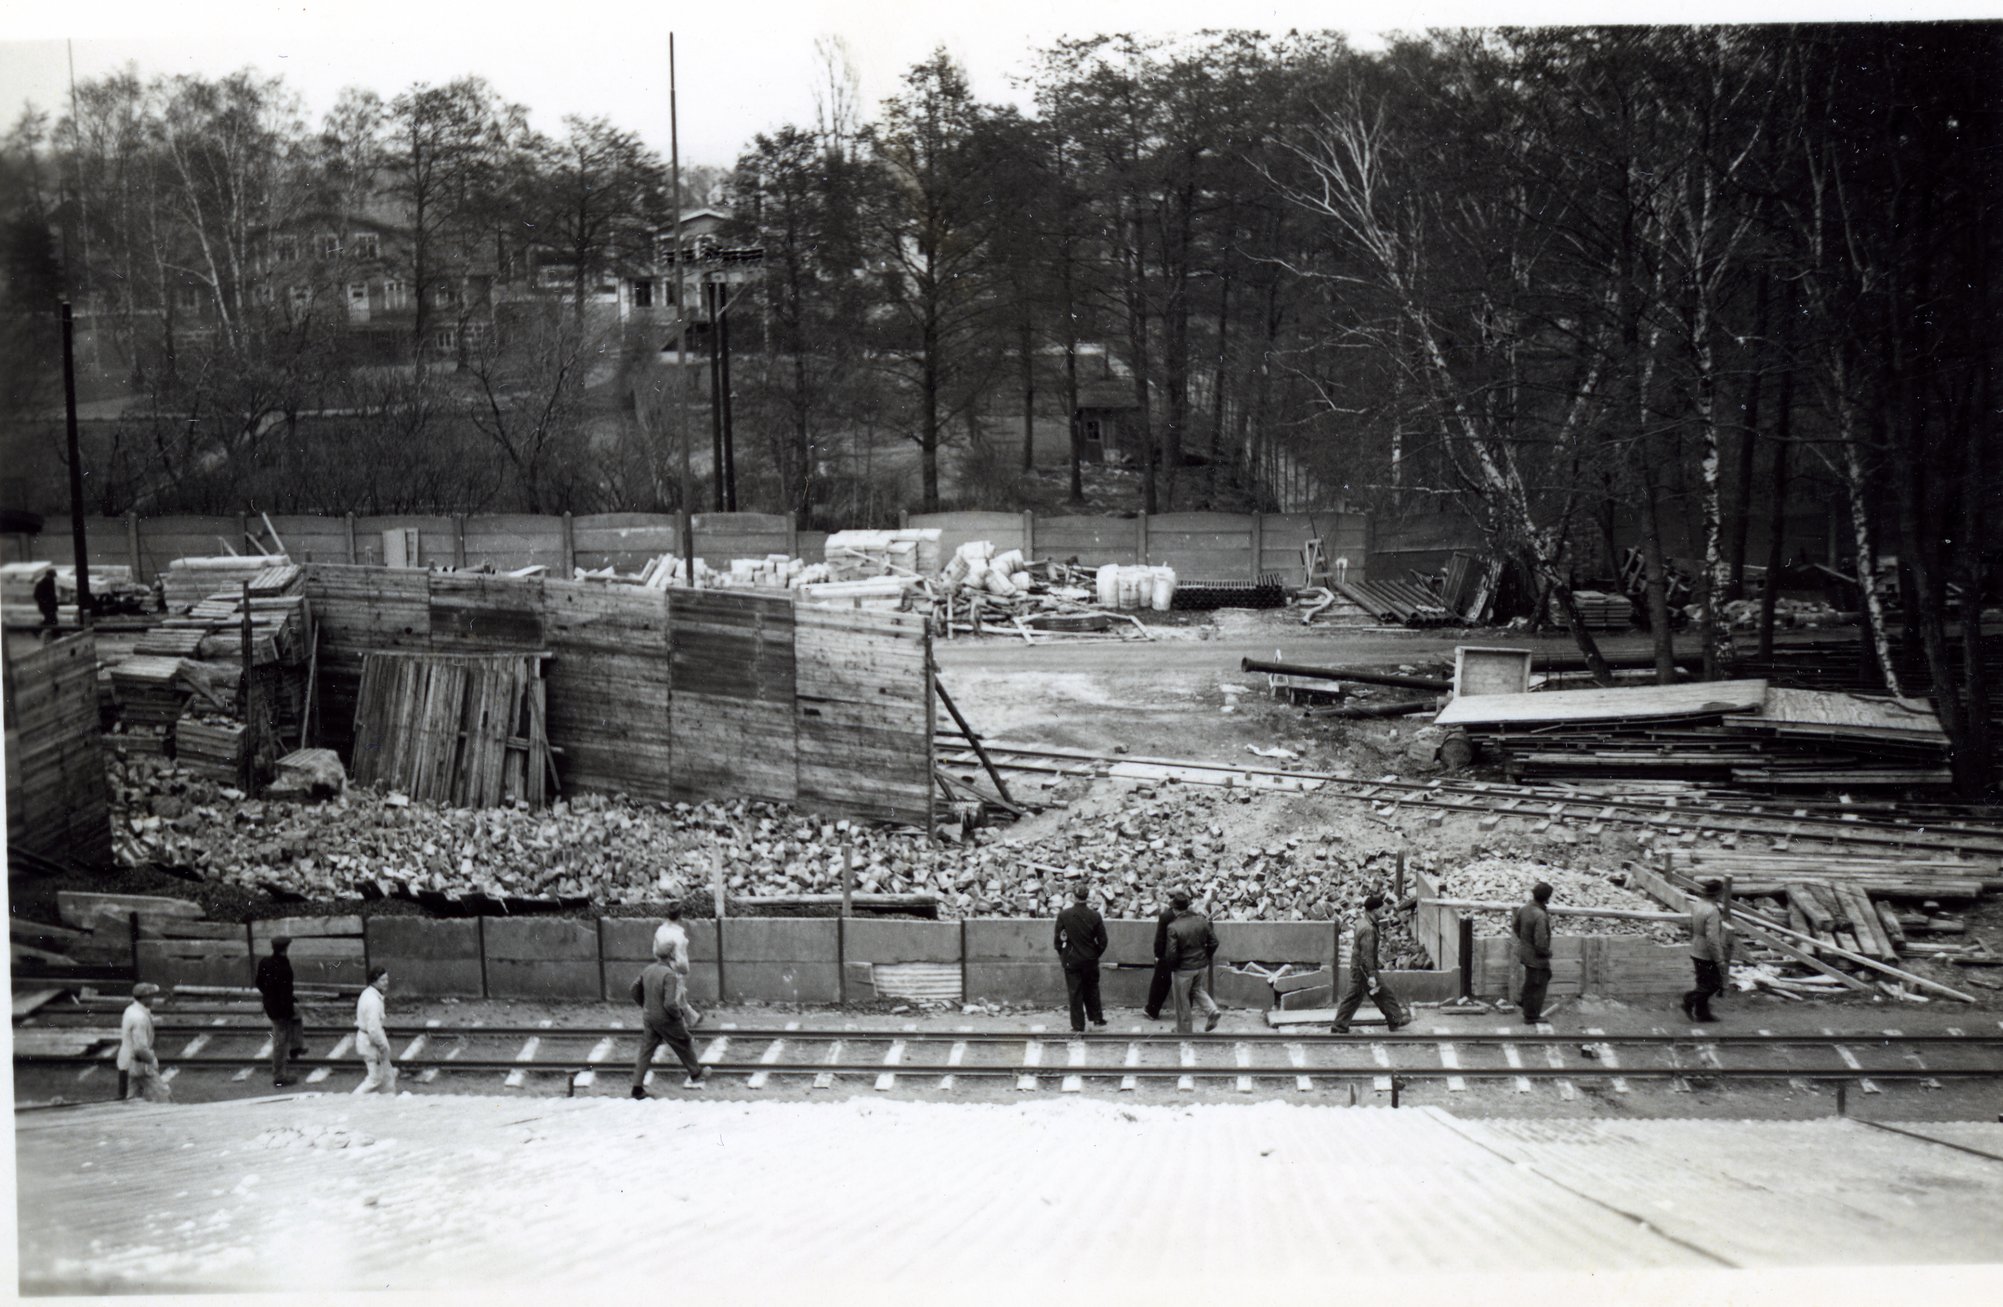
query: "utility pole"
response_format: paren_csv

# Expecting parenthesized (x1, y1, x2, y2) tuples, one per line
(61, 301, 92, 624)
(670, 33, 693, 567)
(708, 277, 724, 511)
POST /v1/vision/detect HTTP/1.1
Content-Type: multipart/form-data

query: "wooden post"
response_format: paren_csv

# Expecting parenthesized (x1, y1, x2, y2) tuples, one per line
(1395, 852, 1406, 903)
(477, 915, 489, 998)
(560, 511, 576, 580)
(714, 916, 727, 1005)
(129, 911, 141, 979)
(1136, 511, 1149, 565)
(452, 514, 467, 569)
(960, 917, 969, 1007)
(786, 516, 799, 560)
(126, 512, 141, 581)
(712, 848, 726, 920)
(838, 849, 854, 1004)
(899, 508, 910, 530)
(345, 511, 358, 564)
(595, 918, 608, 1002)
(238, 580, 255, 791)
(1249, 511, 1264, 583)
(1458, 917, 1474, 1000)
(1022, 509, 1036, 563)
(239, 512, 252, 554)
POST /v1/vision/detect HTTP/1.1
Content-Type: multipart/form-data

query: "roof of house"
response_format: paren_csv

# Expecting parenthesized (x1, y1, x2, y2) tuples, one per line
(1075, 379, 1141, 411)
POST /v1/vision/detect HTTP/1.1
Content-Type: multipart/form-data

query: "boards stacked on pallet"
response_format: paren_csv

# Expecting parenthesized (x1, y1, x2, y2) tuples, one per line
(1437, 679, 1955, 791)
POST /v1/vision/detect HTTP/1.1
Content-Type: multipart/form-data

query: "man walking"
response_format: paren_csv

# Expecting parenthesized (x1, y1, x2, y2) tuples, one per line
(1333, 894, 1410, 1034)
(1682, 879, 1732, 1023)
(652, 905, 702, 1028)
(354, 966, 398, 1095)
(1144, 890, 1180, 1021)
(1164, 891, 1221, 1034)
(256, 935, 309, 1086)
(1512, 883, 1555, 1025)
(117, 982, 171, 1103)
(1054, 883, 1109, 1033)
(630, 937, 706, 1098)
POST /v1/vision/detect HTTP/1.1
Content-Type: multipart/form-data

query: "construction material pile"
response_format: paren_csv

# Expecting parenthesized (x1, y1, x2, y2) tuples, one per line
(109, 758, 1424, 954)
(1431, 857, 1679, 943)
(108, 557, 311, 760)
(576, 553, 832, 593)
(1709, 597, 1847, 630)
(1438, 679, 1955, 790)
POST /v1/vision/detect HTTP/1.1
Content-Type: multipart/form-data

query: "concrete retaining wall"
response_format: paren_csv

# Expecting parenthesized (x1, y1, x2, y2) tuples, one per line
(127, 913, 1477, 1005)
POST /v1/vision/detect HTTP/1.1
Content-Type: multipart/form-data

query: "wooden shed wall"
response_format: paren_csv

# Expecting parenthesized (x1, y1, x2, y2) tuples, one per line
(4, 631, 112, 866)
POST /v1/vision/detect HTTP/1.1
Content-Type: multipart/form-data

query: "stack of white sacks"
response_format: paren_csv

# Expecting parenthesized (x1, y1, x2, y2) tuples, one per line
(942, 541, 1034, 597)
(1096, 563, 1176, 612)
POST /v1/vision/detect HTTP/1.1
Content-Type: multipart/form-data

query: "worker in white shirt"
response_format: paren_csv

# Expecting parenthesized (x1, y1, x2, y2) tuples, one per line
(354, 966, 398, 1094)
(651, 905, 703, 1028)
(117, 982, 172, 1102)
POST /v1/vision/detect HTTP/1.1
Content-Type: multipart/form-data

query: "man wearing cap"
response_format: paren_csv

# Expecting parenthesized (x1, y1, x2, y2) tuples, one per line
(1053, 883, 1109, 1034)
(1682, 879, 1732, 1023)
(118, 983, 171, 1102)
(1164, 891, 1222, 1034)
(1333, 894, 1410, 1034)
(1144, 889, 1181, 1021)
(631, 936, 706, 1098)
(1512, 883, 1556, 1025)
(256, 935, 309, 1086)
(354, 966, 398, 1095)
(652, 905, 702, 1029)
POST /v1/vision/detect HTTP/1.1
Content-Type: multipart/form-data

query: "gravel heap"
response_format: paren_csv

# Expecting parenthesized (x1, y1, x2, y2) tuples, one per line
(1431, 856, 1679, 943)
(109, 758, 1433, 960)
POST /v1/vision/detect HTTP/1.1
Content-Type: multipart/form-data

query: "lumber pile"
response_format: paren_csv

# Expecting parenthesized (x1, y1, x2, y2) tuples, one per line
(823, 528, 944, 579)
(173, 707, 248, 780)
(1558, 590, 1634, 631)
(351, 652, 556, 808)
(162, 555, 289, 612)
(1439, 680, 1955, 791)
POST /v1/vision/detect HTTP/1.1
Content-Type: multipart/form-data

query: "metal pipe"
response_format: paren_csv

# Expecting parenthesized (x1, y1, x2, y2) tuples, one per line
(1240, 657, 1449, 691)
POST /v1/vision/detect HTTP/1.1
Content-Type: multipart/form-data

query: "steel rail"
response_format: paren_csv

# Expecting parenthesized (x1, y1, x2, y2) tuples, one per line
(28, 1021, 2003, 1048)
(11, 1052, 1999, 1083)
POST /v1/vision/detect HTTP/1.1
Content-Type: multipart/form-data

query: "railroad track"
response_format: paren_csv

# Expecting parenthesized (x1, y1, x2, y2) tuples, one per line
(17, 1013, 2003, 1098)
(936, 736, 2003, 860)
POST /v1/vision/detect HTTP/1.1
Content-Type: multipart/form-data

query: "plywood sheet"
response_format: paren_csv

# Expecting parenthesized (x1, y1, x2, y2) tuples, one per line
(1437, 679, 1768, 727)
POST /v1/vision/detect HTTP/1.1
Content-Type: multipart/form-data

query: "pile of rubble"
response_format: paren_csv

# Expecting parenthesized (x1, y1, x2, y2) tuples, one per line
(1704, 597, 1848, 630)
(1430, 856, 1680, 943)
(108, 757, 1426, 955)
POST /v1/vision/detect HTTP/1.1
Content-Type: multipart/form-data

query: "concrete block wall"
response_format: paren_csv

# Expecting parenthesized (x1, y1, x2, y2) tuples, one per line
(129, 913, 1468, 1006)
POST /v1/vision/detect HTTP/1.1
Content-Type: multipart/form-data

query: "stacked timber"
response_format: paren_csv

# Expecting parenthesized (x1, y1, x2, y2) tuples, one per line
(1437, 680, 1956, 791)
(350, 651, 555, 808)
(110, 656, 198, 730)
(1561, 590, 1634, 631)
(824, 528, 944, 579)
(173, 706, 248, 780)
(162, 555, 288, 612)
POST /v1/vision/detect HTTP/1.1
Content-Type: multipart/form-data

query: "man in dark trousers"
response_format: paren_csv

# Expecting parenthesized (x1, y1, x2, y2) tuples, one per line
(1682, 879, 1732, 1023)
(630, 938, 706, 1098)
(255, 935, 310, 1086)
(1512, 882, 1555, 1025)
(1054, 883, 1109, 1033)
(1144, 890, 1181, 1020)
(33, 568, 58, 627)
(1164, 891, 1222, 1034)
(1333, 894, 1410, 1034)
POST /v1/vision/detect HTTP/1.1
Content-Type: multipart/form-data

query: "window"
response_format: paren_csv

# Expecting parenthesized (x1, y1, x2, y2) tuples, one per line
(176, 284, 202, 310)
(289, 286, 312, 310)
(352, 232, 380, 260)
(631, 279, 653, 307)
(253, 284, 275, 305)
(595, 283, 617, 300)
(273, 235, 298, 265)
(347, 283, 369, 314)
(383, 280, 408, 310)
(319, 234, 341, 260)
(432, 284, 458, 308)
(434, 325, 458, 350)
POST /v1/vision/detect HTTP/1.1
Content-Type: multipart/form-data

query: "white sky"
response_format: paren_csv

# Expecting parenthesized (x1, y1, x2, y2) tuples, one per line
(0, 1, 1990, 168)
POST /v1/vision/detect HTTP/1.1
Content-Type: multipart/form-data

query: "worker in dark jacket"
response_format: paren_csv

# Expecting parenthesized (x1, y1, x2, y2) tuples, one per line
(1512, 883, 1555, 1025)
(33, 568, 58, 627)
(255, 935, 310, 1086)
(1332, 894, 1410, 1033)
(630, 940, 706, 1098)
(1164, 892, 1222, 1034)
(1144, 891, 1181, 1020)
(1054, 883, 1109, 1033)
(1682, 879, 1732, 1023)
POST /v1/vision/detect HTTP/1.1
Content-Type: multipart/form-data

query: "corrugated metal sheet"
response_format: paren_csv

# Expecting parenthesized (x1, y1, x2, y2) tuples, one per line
(1451, 1117, 2003, 1267)
(872, 961, 962, 1001)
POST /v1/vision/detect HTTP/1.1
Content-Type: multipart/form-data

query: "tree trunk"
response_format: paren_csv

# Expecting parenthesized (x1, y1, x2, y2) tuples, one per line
(1728, 276, 1769, 598)
(1634, 461, 1679, 683)
(1756, 360, 1794, 661)
(1020, 317, 1035, 475)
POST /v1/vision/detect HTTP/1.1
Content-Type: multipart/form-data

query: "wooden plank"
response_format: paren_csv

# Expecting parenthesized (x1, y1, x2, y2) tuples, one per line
(1439, 680, 1769, 727)
(58, 891, 204, 931)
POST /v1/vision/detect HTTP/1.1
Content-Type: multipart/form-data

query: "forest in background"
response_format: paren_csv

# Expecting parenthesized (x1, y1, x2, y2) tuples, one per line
(2, 24, 1999, 785)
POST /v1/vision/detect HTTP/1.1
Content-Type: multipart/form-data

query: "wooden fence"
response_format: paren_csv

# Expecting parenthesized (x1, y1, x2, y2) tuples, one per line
(6, 509, 1370, 587)
(303, 564, 935, 826)
(3, 631, 112, 866)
